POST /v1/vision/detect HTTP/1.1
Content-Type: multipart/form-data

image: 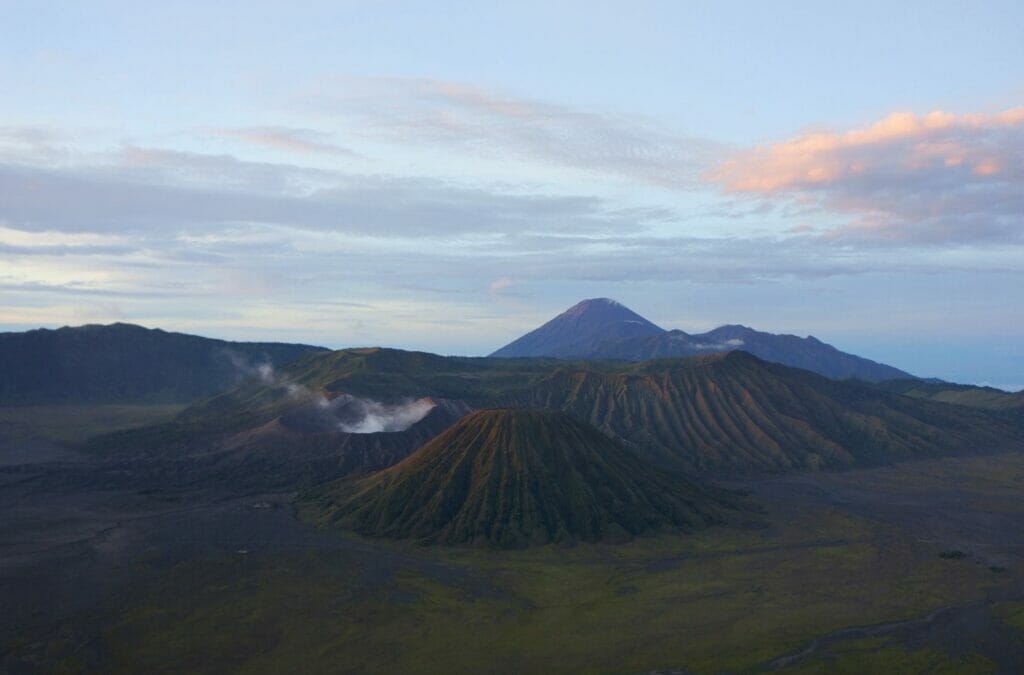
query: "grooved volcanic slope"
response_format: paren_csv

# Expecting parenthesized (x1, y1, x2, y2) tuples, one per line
(306, 409, 731, 547)
(510, 352, 1024, 474)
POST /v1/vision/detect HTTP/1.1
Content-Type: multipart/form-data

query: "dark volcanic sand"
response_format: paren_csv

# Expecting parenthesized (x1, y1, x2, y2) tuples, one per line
(3, 441, 1024, 672)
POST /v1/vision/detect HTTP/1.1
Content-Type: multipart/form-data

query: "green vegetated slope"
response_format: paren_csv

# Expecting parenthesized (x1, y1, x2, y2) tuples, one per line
(0, 323, 325, 404)
(304, 409, 733, 547)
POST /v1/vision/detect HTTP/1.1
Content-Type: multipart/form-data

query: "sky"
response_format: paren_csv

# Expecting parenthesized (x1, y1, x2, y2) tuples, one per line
(1, 1, 1022, 388)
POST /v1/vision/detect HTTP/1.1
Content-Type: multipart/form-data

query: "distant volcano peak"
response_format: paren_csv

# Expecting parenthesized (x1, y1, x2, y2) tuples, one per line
(490, 298, 664, 359)
(563, 297, 625, 314)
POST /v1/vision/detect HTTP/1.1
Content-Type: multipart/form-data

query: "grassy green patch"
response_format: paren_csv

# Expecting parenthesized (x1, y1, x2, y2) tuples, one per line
(789, 647, 998, 674)
(993, 600, 1024, 632)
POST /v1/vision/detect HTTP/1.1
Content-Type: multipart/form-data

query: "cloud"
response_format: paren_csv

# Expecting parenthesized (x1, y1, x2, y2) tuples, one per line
(1, 112, 1020, 361)
(0, 226, 135, 257)
(0, 280, 165, 297)
(488, 276, 515, 293)
(312, 77, 721, 188)
(0, 126, 62, 148)
(206, 126, 357, 157)
(0, 242, 134, 257)
(0, 158, 668, 239)
(112, 145, 337, 192)
(706, 107, 1024, 245)
(0, 125, 72, 164)
(4, 143, 1013, 313)
(461, 232, 882, 283)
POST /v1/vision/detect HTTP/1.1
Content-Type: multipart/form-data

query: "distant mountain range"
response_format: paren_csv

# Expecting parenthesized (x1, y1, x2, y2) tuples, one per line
(491, 298, 913, 382)
(0, 303, 920, 407)
(0, 323, 325, 404)
(304, 408, 733, 548)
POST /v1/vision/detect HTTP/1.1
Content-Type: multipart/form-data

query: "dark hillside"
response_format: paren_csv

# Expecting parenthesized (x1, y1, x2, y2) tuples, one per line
(0, 323, 325, 404)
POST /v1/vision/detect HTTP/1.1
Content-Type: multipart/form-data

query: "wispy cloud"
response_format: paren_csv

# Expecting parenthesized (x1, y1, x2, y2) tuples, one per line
(488, 276, 514, 292)
(3, 137, 1019, 311)
(205, 126, 357, 157)
(0, 126, 61, 148)
(312, 77, 721, 188)
(0, 159, 667, 238)
(706, 107, 1024, 245)
(2, 103, 1021, 364)
(0, 125, 72, 164)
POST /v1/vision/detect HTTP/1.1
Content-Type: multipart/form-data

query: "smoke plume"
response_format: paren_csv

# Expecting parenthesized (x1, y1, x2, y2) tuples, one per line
(224, 349, 436, 434)
(336, 397, 436, 433)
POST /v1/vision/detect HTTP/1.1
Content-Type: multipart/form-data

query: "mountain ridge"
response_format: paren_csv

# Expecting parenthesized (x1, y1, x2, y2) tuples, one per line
(0, 322, 326, 404)
(507, 350, 1022, 474)
(491, 299, 912, 382)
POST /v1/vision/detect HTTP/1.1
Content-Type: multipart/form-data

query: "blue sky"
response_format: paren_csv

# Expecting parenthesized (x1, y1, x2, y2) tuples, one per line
(1, 1, 1022, 387)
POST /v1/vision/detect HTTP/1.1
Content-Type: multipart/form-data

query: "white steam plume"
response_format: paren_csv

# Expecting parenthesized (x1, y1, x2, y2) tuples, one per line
(224, 349, 435, 433)
(223, 350, 321, 401)
(338, 398, 436, 434)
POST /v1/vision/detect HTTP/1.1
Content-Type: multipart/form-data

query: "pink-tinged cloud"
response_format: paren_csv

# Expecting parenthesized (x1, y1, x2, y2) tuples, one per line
(708, 107, 1023, 192)
(706, 107, 1024, 245)
(488, 276, 514, 293)
(209, 126, 355, 156)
